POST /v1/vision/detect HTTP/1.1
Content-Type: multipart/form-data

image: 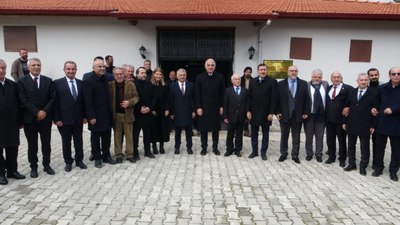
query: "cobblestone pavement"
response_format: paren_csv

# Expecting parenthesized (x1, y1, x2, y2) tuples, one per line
(1, 127, 400, 225)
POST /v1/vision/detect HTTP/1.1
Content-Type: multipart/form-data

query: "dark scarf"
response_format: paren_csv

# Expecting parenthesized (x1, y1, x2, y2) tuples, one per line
(311, 82, 324, 120)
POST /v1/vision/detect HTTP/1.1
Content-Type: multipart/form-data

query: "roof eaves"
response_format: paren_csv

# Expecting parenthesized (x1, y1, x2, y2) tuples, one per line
(276, 11, 400, 20)
(115, 13, 277, 20)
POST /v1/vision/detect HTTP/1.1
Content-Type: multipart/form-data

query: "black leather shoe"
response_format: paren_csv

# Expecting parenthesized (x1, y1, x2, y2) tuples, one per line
(128, 157, 136, 163)
(64, 163, 72, 172)
(89, 154, 94, 161)
(235, 151, 242, 157)
(292, 157, 301, 164)
(248, 152, 258, 158)
(360, 167, 367, 176)
(344, 164, 357, 171)
(144, 152, 156, 158)
(261, 155, 267, 161)
(103, 157, 117, 164)
(116, 158, 123, 164)
(175, 148, 180, 154)
(187, 149, 193, 155)
(160, 148, 165, 154)
(95, 160, 102, 168)
(390, 173, 398, 181)
(339, 161, 346, 167)
(316, 157, 322, 163)
(44, 166, 55, 175)
(0, 175, 8, 185)
(224, 151, 232, 157)
(201, 149, 207, 155)
(325, 159, 335, 164)
(30, 169, 38, 178)
(278, 155, 287, 162)
(153, 148, 159, 155)
(372, 168, 383, 177)
(7, 171, 26, 179)
(76, 161, 87, 169)
(306, 155, 312, 161)
(133, 154, 140, 161)
(213, 149, 221, 155)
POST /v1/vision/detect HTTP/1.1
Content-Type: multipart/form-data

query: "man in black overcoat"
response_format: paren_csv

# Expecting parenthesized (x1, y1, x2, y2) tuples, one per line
(0, 59, 25, 185)
(195, 58, 225, 156)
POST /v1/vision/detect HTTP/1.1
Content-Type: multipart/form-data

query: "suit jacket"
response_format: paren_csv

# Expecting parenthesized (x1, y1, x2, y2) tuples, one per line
(11, 58, 27, 81)
(326, 83, 354, 124)
(277, 77, 310, 123)
(306, 80, 328, 117)
(83, 73, 112, 132)
(344, 87, 378, 136)
(0, 78, 21, 147)
(224, 86, 247, 124)
(169, 81, 195, 127)
(108, 81, 139, 124)
(246, 76, 278, 126)
(375, 81, 400, 136)
(17, 74, 56, 124)
(134, 79, 157, 127)
(53, 77, 85, 125)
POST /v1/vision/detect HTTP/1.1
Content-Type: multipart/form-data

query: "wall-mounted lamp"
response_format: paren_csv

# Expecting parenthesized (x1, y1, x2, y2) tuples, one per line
(248, 45, 256, 60)
(139, 45, 147, 59)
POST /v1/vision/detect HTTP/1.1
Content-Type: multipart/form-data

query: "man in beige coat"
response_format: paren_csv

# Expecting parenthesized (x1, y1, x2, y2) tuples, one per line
(109, 67, 139, 163)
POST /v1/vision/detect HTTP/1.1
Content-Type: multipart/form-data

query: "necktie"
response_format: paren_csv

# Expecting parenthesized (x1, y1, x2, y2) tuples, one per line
(290, 79, 295, 96)
(181, 83, 185, 95)
(236, 87, 240, 95)
(358, 90, 363, 101)
(33, 77, 38, 89)
(332, 85, 337, 99)
(70, 80, 77, 101)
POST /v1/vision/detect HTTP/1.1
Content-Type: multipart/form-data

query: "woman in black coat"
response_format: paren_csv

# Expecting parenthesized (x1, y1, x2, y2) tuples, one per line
(150, 68, 170, 154)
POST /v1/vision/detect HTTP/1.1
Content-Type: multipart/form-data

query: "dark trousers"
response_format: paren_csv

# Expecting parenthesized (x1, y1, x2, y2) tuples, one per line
(371, 132, 379, 168)
(0, 147, 18, 175)
(57, 122, 84, 164)
(304, 116, 325, 157)
(200, 131, 219, 150)
(174, 126, 193, 149)
(133, 122, 151, 156)
(279, 117, 302, 157)
(326, 122, 347, 162)
(226, 122, 244, 153)
(375, 134, 400, 174)
(90, 130, 111, 160)
(347, 134, 370, 168)
(23, 122, 52, 169)
(250, 125, 270, 155)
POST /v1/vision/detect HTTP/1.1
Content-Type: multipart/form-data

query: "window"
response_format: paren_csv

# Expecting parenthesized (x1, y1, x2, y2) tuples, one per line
(349, 39, 372, 62)
(290, 37, 312, 60)
(3, 26, 37, 52)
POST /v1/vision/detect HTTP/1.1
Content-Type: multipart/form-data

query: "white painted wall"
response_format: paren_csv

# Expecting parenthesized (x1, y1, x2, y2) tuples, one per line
(1, 16, 399, 86)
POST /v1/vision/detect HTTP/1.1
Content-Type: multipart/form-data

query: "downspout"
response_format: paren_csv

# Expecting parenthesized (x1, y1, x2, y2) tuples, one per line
(257, 19, 272, 63)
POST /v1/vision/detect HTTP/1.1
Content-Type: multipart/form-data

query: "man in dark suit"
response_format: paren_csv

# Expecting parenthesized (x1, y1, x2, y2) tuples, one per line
(195, 58, 225, 156)
(325, 71, 354, 167)
(343, 73, 378, 175)
(246, 63, 278, 160)
(304, 69, 328, 162)
(169, 68, 195, 154)
(83, 58, 116, 168)
(0, 59, 25, 185)
(17, 58, 56, 178)
(54, 61, 87, 172)
(223, 73, 247, 157)
(371, 66, 400, 181)
(276, 65, 310, 164)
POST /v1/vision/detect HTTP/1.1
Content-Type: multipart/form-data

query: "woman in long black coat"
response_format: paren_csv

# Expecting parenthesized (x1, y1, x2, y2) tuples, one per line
(150, 68, 170, 154)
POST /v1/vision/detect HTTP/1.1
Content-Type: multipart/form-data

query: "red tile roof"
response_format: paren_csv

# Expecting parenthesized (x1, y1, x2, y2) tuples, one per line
(1, 0, 400, 20)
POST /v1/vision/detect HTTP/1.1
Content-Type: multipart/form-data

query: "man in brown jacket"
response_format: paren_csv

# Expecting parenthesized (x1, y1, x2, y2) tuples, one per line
(109, 67, 139, 163)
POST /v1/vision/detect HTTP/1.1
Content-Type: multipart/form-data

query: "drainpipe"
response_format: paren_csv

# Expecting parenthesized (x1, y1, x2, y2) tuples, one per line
(257, 19, 272, 63)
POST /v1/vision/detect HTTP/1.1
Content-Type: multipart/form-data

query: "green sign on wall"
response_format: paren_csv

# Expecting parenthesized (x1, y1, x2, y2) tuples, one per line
(264, 60, 293, 79)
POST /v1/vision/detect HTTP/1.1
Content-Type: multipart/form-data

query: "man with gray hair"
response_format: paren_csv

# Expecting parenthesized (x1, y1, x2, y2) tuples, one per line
(122, 64, 135, 82)
(17, 58, 57, 178)
(304, 69, 328, 162)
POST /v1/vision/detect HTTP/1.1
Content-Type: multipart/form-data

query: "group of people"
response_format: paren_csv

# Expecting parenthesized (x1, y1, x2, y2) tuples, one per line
(1, 48, 399, 186)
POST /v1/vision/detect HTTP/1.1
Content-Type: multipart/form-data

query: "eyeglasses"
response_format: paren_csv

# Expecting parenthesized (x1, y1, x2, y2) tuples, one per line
(289, 70, 298, 72)
(391, 72, 400, 76)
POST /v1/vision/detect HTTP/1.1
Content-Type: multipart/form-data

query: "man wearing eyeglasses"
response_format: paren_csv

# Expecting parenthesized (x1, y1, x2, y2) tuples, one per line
(371, 67, 400, 181)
